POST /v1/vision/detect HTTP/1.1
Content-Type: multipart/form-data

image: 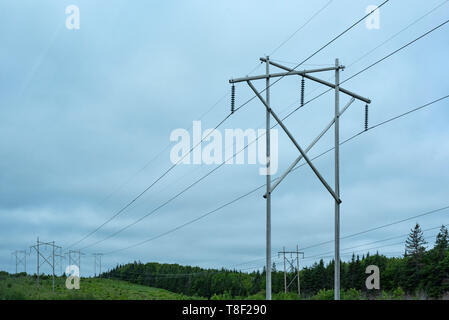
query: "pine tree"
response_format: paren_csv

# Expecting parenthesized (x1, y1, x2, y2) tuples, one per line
(354, 255, 363, 290)
(405, 223, 427, 257)
(347, 253, 356, 289)
(404, 223, 427, 293)
(434, 225, 449, 257)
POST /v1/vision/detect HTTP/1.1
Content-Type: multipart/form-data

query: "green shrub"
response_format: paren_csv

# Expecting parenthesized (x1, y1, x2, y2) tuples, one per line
(245, 291, 266, 300)
(376, 291, 391, 300)
(310, 289, 362, 300)
(273, 292, 300, 300)
(210, 291, 233, 300)
(342, 288, 362, 300)
(311, 289, 335, 300)
(0, 289, 26, 300)
(391, 287, 405, 300)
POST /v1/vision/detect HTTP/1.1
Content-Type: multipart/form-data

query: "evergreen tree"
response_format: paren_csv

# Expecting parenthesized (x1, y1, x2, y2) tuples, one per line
(405, 223, 427, 257)
(354, 255, 363, 290)
(404, 223, 427, 293)
(434, 225, 449, 258)
(421, 225, 449, 298)
(100, 246, 449, 299)
(347, 254, 356, 289)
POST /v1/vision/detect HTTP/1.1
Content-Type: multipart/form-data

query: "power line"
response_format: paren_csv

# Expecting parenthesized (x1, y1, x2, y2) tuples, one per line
(244, 0, 334, 77)
(220, 207, 449, 269)
(303, 223, 449, 260)
(102, 93, 449, 254)
(300, 205, 449, 252)
(83, 86, 339, 250)
(343, 18, 449, 83)
(91, 92, 230, 210)
(71, 221, 449, 279)
(68, 108, 234, 249)
(273, 0, 389, 83)
(209, 221, 447, 270)
(280, 19, 449, 125)
(369, 95, 449, 130)
(73, 12, 325, 247)
(103, 183, 264, 255)
(233, 0, 390, 112)
(269, 0, 334, 56)
(71, 2, 445, 260)
(347, 0, 449, 69)
(68, 1, 391, 249)
(98, 94, 449, 255)
(270, 59, 334, 67)
(303, 0, 449, 98)
(309, 233, 439, 262)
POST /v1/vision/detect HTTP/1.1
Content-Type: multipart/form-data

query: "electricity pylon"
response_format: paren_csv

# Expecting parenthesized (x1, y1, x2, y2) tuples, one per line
(230, 57, 371, 300)
(278, 245, 304, 295)
(30, 237, 61, 291)
(93, 253, 103, 277)
(11, 250, 27, 274)
(55, 247, 65, 275)
(66, 249, 84, 277)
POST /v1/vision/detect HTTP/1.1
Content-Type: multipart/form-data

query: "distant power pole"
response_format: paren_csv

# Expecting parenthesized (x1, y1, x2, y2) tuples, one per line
(11, 250, 27, 274)
(37, 237, 39, 286)
(278, 245, 304, 295)
(30, 238, 61, 291)
(230, 57, 370, 300)
(55, 247, 65, 276)
(67, 249, 84, 277)
(93, 253, 103, 277)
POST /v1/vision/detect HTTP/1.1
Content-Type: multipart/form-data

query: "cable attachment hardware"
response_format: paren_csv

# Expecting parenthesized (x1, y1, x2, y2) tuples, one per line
(231, 84, 235, 114)
(300, 77, 305, 107)
(365, 104, 369, 131)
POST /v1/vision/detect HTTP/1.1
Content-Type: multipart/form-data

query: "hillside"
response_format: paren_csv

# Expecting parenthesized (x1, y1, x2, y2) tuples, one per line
(0, 272, 197, 300)
(102, 225, 449, 300)
(2, 223, 449, 300)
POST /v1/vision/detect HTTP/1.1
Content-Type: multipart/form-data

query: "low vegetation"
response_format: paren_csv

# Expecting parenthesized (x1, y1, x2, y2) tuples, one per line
(2, 224, 448, 300)
(0, 272, 196, 300)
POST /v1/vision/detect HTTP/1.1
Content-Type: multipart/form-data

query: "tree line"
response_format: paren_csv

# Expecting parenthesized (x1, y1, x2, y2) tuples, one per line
(102, 224, 449, 299)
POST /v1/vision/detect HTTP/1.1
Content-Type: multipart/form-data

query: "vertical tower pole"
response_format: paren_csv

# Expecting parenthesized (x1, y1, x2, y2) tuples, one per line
(265, 55, 272, 301)
(59, 248, 63, 275)
(14, 252, 18, 274)
(334, 58, 341, 300)
(37, 237, 40, 287)
(283, 247, 287, 293)
(52, 241, 55, 292)
(297, 244, 300, 296)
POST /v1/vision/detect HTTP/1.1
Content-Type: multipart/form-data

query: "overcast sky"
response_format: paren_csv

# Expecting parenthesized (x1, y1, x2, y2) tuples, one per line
(1, 0, 449, 277)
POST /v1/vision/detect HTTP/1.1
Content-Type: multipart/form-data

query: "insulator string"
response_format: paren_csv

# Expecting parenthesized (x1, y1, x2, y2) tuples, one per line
(300, 77, 305, 107)
(365, 104, 369, 131)
(231, 85, 235, 114)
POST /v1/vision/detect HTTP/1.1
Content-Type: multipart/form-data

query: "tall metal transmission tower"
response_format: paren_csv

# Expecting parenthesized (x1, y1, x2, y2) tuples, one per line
(11, 250, 27, 274)
(55, 247, 65, 275)
(30, 237, 61, 291)
(230, 57, 370, 300)
(278, 245, 304, 295)
(66, 249, 84, 276)
(93, 253, 103, 277)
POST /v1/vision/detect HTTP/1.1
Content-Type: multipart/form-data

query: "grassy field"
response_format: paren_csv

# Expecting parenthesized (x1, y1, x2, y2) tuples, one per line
(0, 272, 415, 300)
(0, 272, 198, 300)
